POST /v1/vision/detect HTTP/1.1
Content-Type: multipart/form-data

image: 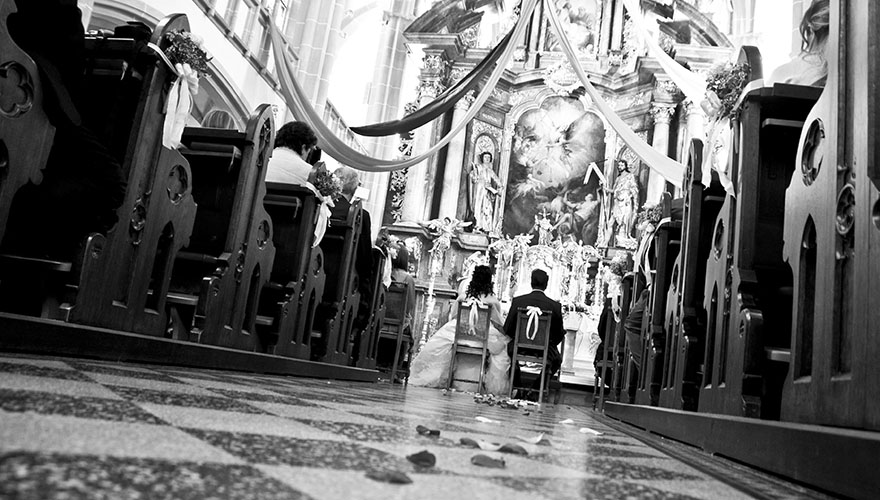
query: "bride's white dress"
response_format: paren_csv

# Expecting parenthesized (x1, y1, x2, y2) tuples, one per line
(409, 296, 510, 395)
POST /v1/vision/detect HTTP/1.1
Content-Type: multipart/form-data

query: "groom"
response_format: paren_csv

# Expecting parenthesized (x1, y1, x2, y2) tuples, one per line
(504, 269, 565, 400)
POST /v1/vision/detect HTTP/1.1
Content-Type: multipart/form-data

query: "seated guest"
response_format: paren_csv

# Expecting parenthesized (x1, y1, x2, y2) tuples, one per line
(3, 0, 125, 260)
(265, 121, 317, 185)
(331, 166, 374, 332)
(593, 297, 614, 386)
(504, 269, 564, 400)
(766, 0, 829, 87)
(376, 240, 416, 372)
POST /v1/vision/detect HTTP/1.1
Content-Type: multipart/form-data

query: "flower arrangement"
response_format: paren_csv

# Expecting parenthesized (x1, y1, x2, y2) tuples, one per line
(703, 62, 751, 122)
(608, 259, 627, 278)
(312, 169, 342, 200)
(164, 30, 212, 76)
(637, 202, 663, 227)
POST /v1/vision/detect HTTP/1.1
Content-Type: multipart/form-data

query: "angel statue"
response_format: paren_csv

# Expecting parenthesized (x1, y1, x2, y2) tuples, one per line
(611, 160, 640, 243)
(467, 151, 503, 233)
(422, 217, 470, 254)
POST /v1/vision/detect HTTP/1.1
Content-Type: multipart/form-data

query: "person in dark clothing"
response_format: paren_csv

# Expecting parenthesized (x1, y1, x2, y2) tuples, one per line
(625, 289, 650, 370)
(593, 297, 614, 385)
(3, 0, 125, 259)
(503, 269, 565, 400)
(331, 166, 374, 332)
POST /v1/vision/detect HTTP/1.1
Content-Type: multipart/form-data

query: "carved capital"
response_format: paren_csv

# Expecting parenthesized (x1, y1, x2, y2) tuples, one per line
(650, 103, 676, 125)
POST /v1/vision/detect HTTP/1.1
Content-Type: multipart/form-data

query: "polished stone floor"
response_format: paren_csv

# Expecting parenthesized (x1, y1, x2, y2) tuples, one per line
(0, 353, 832, 499)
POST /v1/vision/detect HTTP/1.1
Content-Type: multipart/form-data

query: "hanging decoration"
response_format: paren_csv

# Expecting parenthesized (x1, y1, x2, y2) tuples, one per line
(544, 0, 685, 187)
(267, 0, 540, 173)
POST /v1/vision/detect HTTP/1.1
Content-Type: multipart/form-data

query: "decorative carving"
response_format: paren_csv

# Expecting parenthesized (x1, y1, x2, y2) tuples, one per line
(470, 120, 502, 147)
(256, 219, 271, 249)
(455, 90, 476, 111)
(650, 103, 677, 125)
(543, 60, 581, 96)
(654, 78, 681, 100)
(460, 23, 479, 48)
(507, 88, 542, 109)
(0, 61, 34, 118)
(801, 119, 825, 186)
(234, 245, 246, 282)
(129, 197, 147, 246)
(836, 184, 855, 237)
(713, 219, 725, 260)
(422, 53, 444, 70)
(166, 164, 188, 203)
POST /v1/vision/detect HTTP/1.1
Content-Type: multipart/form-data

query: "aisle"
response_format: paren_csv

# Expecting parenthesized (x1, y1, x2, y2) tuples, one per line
(0, 353, 828, 499)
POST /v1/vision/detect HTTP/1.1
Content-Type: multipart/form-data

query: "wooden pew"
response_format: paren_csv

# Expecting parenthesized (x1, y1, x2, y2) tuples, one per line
(355, 247, 387, 369)
(609, 273, 634, 403)
(658, 139, 725, 411)
(0, 0, 54, 247)
(781, 1, 880, 431)
(258, 183, 326, 359)
(699, 48, 822, 419)
(312, 199, 364, 364)
(635, 193, 681, 406)
(63, 15, 197, 335)
(166, 104, 276, 352)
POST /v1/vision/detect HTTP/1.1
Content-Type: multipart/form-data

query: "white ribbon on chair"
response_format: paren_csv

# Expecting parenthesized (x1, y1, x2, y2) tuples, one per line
(461, 298, 484, 336)
(524, 306, 543, 341)
(162, 63, 199, 150)
(304, 181, 334, 247)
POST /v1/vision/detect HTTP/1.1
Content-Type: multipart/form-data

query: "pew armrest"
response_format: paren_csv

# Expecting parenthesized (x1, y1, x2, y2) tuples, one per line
(167, 292, 199, 307)
(765, 347, 791, 363)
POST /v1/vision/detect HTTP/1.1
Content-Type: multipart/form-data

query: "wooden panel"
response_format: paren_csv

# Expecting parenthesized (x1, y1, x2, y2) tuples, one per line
(605, 402, 880, 500)
(0, 0, 54, 246)
(0, 312, 379, 383)
(260, 183, 325, 360)
(355, 247, 387, 369)
(314, 200, 363, 365)
(170, 104, 277, 352)
(69, 15, 197, 336)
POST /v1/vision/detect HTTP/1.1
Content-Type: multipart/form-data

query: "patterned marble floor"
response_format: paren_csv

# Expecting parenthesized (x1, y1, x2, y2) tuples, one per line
(0, 353, 832, 500)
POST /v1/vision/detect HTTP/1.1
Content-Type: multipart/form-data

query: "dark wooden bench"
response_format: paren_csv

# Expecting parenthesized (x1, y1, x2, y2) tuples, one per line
(609, 272, 634, 403)
(780, 1, 880, 430)
(166, 104, 276, 352)
(313, 199, 363, 364)
(64, 15, 197, 335)
(258, 182, 326, 359)
(658, 139, 725, 411)
(699, 51, 821, 419)
(377, 281, 411, 383)
(634, 193, 681, 406)
(0, 0, 54, 247)
(355, 247, 387, 369)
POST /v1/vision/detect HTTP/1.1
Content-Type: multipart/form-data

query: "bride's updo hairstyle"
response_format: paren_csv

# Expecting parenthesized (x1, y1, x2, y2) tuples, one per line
(466, 265, 494, 299)
(800, 0, 829, 54)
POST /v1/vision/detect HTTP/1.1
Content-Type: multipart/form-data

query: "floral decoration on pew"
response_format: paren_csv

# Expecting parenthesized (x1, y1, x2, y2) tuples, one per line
(160, 30, 212, 150)
(700, 62, 750, 196)
(306, 165, 342, 247)
(164, 30, 212, 76)
(702, 62, 750, 122)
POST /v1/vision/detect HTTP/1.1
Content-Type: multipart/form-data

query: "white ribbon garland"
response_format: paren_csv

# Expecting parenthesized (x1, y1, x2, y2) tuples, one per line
(304, 181, 334, 248)
(524, 306, 543, 341)
(461, 298, 485, 336)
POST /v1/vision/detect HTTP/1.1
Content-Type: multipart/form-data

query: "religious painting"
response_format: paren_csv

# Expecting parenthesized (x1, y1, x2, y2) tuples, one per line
(544, 0, 600, 54)
(502, 96, 606, 245)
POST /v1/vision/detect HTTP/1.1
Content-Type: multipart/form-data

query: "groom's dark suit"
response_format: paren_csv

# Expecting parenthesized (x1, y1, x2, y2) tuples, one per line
(503, 289, 565, 389)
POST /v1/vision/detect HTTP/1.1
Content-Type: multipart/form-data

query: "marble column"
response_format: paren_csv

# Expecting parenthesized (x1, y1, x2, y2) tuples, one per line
(362, 1, 415, 232)
(400, 50, 447, 223)
(438, 95, 473, 220)
(646, 102, 676, 203)
(293, 0, 348, 117)
(684, 99, 705, 145)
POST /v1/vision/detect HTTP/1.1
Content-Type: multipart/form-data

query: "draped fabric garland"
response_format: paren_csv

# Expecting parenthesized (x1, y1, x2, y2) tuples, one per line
(268, 0, 539, 173)
(544, 1, 686, 187)
(349, 29, 515, 137)
(268, 0, 688, 186)
(621, 0, 707, 108)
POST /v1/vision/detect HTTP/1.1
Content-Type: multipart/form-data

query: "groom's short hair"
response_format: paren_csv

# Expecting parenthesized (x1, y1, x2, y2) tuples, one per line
(531, 269, 549, 290)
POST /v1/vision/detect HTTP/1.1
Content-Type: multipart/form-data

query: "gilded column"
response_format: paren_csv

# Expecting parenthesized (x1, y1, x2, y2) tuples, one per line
(646, 102, 676, 203)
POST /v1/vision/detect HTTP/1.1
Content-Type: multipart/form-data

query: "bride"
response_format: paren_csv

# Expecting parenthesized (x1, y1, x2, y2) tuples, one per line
(409, 265, 511, 395)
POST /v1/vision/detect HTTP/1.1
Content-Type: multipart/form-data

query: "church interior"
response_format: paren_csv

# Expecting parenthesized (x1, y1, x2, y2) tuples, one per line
(0, 0, 877, 498)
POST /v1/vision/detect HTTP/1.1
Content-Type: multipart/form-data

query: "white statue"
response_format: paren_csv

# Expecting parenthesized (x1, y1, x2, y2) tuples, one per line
(467, 151, 502, 233)
(611, 159, 640, 242)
